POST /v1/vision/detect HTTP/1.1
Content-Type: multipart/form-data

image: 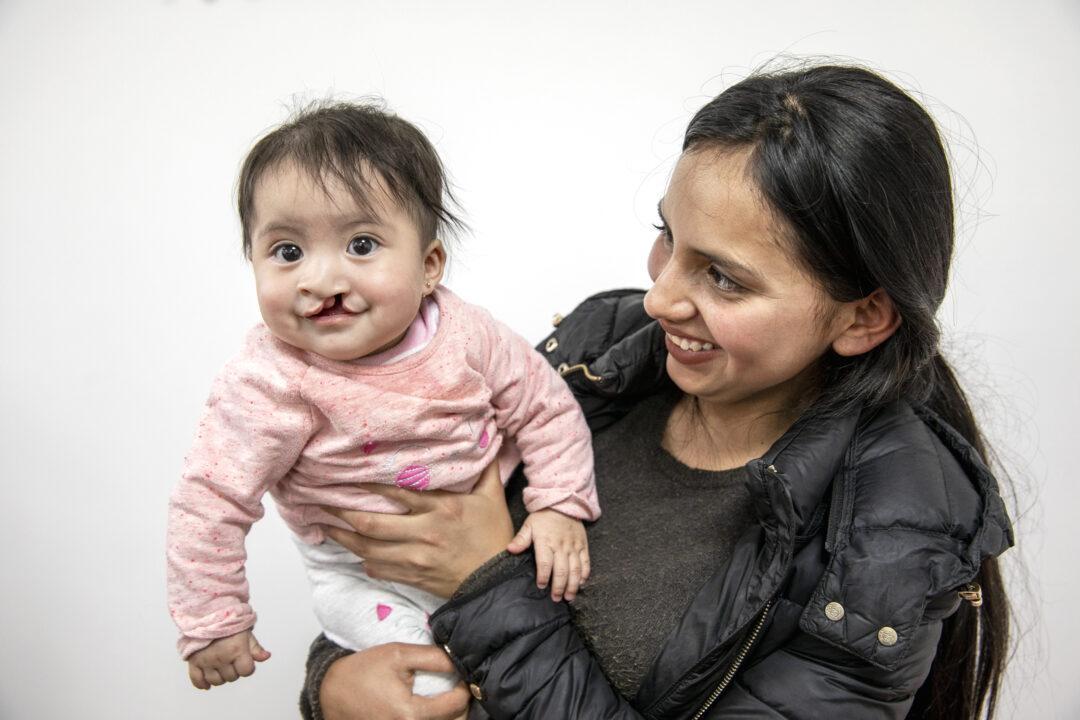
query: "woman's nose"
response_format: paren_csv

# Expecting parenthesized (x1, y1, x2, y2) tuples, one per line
(643, 253, 694, 322)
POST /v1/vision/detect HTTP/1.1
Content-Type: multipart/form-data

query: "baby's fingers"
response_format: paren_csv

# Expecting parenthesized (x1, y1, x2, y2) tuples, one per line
(533, 542, 553, 590)
(248, 633, 272, 663)
(217, 663, 240, 684)
(549, 551, 574, 602)
(231, 634, 267, 678)
(507, 523, 534, 555)
(564, 551, 586, 602)
(202, 667, 225, 688)
(189, 665, 211, 690)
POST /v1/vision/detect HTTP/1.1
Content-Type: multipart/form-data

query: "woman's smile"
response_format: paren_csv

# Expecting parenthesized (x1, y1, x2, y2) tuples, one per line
(661, 322, 721, 365)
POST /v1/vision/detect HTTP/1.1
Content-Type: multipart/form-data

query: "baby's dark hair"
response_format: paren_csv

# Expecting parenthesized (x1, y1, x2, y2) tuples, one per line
(238, 100, 465, 255)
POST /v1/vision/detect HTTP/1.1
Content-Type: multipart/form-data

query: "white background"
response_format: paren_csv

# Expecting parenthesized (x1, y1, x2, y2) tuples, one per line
(0, 1, 1075, 717)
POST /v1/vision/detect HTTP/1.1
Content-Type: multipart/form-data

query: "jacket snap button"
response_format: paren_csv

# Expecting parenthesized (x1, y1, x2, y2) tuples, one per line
(469, 682, 484, 700)
(877, 627, 898, 646)
(545, 337, 559, 352)
(824, 602, 845, 621)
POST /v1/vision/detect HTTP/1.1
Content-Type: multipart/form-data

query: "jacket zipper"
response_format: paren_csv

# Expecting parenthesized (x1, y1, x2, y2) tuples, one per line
(688, 599, 773, 720)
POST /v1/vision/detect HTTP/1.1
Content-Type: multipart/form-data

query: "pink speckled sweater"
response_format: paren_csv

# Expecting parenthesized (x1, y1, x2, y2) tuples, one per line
(166, 286, 598, 658)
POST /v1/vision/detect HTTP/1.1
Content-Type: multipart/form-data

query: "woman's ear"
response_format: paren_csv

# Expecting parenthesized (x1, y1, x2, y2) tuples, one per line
(831, 288, 902, 357)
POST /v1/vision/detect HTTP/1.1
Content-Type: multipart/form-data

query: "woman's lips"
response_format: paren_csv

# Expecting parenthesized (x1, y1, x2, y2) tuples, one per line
(663, 330, 721, 365)
(665, 331, 714, 352)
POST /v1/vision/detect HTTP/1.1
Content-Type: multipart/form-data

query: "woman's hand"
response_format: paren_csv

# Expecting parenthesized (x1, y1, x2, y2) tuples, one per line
(320, 643, 470, 720)
(323, 462, 514, 598)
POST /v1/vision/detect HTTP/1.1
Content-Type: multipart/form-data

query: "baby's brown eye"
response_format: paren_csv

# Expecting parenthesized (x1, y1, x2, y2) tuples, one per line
(348, 236, 378, 256)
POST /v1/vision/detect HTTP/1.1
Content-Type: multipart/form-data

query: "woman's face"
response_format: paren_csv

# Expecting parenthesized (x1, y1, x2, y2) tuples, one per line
(644, 149, 851, 417)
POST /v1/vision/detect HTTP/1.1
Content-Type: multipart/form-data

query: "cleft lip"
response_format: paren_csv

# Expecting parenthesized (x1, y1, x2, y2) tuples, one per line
(305, 295, 354, 319)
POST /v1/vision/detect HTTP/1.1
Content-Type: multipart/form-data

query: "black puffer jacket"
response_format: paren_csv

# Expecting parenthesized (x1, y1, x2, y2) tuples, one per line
(430, 289, 1013, 719)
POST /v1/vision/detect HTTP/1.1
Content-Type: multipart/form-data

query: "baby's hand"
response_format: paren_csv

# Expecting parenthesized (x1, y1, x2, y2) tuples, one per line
(186, 630, 271, 690)
(507, 509, 590, 602)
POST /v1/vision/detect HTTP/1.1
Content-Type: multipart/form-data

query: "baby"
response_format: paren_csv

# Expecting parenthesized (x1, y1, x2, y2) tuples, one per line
(166, 102, 599, 695)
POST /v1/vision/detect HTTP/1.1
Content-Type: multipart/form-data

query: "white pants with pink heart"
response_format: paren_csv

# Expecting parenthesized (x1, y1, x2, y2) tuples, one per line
(296, 537, 457, 696)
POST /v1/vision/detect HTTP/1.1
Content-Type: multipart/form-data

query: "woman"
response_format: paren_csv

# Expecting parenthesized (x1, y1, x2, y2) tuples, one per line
(302, 64, 1013, 719)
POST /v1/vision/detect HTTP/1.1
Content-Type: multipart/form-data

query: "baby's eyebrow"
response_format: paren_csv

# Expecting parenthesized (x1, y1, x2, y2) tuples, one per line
(250, 220, 306, 242)
(337, 212, 385, 232)
(262, 222, 303, 235)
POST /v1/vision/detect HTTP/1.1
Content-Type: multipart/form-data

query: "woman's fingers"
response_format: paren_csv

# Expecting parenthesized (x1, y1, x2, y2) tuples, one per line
(413, 686, 472, 720)
(399, 645, 471, 720)
(322, 461, 513, 597)
(319, 643, 470, 720)
(398, 642, 456, 674)
(324, 504, 423, 542)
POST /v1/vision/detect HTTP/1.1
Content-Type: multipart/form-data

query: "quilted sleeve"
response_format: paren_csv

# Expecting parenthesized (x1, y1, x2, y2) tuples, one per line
(430, 554, 643, 719)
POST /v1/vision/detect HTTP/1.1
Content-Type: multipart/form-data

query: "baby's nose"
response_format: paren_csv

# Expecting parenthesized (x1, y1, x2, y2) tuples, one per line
(298, 257, 349, 298)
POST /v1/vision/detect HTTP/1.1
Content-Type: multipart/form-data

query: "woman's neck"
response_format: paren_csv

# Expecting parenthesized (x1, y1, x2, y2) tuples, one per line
(661, 392, 807, 471)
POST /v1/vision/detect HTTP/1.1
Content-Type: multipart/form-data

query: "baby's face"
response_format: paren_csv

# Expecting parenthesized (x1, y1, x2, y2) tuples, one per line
(247, 162, 444, 361)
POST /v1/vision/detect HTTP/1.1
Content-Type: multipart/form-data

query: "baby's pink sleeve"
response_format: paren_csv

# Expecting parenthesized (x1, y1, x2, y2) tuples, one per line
(474, 309, 600, 521)
(166, 338, 312, 659)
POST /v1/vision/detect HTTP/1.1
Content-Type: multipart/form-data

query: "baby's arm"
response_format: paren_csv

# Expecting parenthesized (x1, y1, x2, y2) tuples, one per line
(470, 303, 601, 523)
(167, 330, 313, 661)
(187, 630, 271, 689)
(507, 509, 590, 602)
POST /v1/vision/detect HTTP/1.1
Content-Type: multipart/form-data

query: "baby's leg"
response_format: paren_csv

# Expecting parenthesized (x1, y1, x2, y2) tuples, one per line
(295, 538, 458, 696)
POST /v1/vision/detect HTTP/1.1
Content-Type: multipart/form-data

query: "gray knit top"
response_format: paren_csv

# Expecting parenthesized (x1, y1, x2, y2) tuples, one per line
(562, 388, 755, 698)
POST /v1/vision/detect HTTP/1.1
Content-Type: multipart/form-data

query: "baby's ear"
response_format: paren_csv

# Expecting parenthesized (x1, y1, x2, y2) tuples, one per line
(831, 288, 902, 357)
(422, 239, 446, 293)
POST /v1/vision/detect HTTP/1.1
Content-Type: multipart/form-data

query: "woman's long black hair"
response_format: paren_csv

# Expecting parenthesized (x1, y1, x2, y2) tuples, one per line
(683, 64, 1009, 718)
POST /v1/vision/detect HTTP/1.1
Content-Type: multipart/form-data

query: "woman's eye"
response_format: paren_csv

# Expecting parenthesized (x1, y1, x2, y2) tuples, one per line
(348, 236, 379, 256)
(708, 266, 742, 293)
(653, 222, 672, 245)
(272, 244, 303, 263)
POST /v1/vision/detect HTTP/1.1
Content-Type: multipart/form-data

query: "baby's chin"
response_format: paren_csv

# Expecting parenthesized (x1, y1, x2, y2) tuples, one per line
(310, 334, 411, 363)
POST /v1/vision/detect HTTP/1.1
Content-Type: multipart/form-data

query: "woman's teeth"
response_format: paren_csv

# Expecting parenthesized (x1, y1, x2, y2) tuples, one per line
(667, 332, 714, 352)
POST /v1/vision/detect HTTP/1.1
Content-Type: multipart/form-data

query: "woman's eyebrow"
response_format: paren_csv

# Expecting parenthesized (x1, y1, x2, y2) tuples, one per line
(658, 200, 764, 283)
(698, 250, 763, 283)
